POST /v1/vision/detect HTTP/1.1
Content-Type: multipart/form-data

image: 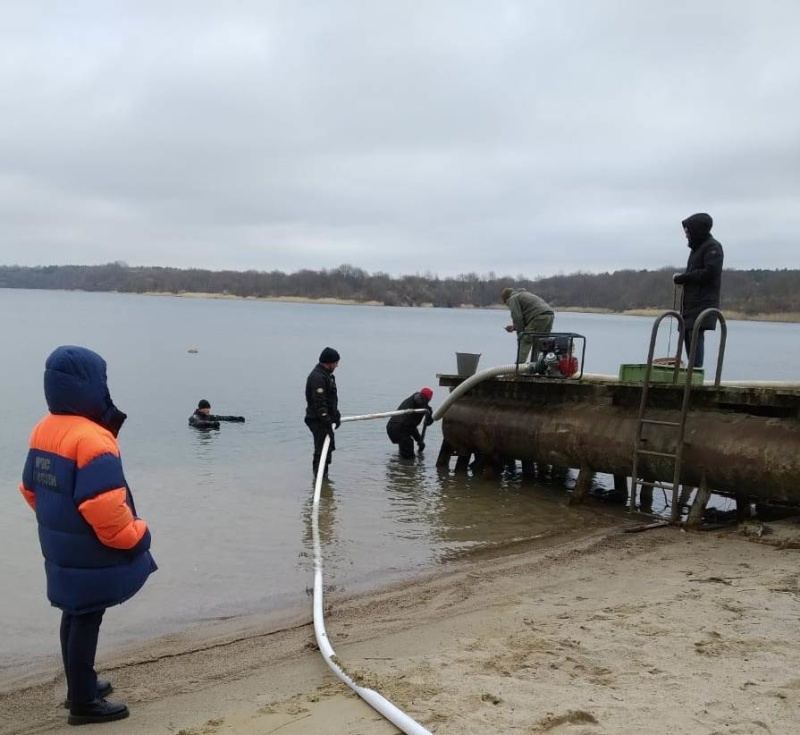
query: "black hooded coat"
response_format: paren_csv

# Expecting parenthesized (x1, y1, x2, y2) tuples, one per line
(673, 212, 724, 330)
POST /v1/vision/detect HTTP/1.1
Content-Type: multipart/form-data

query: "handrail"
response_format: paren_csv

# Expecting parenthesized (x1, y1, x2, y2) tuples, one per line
(629, 310, 685, 519)
(686, 308, 727, 387)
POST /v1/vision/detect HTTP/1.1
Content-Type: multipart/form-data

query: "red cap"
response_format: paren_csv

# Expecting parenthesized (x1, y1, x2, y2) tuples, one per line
(420, 387, 433, 401)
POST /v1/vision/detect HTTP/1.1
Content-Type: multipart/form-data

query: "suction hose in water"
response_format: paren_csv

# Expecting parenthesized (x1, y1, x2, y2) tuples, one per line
(311, 408, 433, 735)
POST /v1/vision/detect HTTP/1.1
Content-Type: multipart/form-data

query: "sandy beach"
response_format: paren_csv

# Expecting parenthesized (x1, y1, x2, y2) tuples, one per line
(3, 519, 800, 735)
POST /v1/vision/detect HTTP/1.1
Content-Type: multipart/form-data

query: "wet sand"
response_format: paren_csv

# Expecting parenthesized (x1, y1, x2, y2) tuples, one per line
(2, 520, 800, 735)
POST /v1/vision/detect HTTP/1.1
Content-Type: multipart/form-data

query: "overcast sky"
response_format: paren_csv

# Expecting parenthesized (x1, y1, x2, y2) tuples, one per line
(1, 1, 798, 278)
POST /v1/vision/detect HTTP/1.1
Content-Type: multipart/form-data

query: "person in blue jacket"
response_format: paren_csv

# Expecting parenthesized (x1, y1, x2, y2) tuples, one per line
(20, 346, 156, 726)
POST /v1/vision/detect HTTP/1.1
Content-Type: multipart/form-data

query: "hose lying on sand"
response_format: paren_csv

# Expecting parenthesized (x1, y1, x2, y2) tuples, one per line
(310, 368, 540, 732)
(311, 408, 432, 735)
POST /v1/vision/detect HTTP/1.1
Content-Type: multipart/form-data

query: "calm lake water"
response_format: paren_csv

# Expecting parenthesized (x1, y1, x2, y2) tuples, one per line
(1, 288, 798, 679)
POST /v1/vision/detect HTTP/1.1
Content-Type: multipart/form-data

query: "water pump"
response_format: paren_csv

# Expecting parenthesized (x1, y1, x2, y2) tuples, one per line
(533, 336, 580, 378)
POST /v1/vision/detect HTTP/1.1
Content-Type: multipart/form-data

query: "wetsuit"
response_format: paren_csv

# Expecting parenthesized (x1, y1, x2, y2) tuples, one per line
(188, 411, 245, 430)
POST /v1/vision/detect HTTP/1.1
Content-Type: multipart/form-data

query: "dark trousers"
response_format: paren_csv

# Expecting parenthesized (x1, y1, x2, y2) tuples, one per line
(387, 425, 416, 459)
(305, 418, 334, 472)
(60, 609, 105, 705)
(683, 328, 705, 369)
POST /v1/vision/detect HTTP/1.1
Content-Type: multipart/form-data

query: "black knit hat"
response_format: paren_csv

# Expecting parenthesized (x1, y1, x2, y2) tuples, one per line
(198, 399, 211, 409)
(319, 347, 340, 364)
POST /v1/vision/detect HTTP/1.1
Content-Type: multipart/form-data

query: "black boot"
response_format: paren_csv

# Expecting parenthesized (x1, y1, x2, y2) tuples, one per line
(68, 699, 129, 726)
(64, 678, 113, 708)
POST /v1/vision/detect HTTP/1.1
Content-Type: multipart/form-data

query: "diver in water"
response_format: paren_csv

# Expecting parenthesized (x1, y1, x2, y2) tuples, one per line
(188, 399, 245, 430)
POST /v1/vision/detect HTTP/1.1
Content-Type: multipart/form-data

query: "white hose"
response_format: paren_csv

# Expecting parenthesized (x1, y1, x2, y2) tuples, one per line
(582, 375, 800, 390)
(341, 408, 428, 423)
(716, 380, 800, 388)
(311, 409, 432, 735)
(431, 362, 536, 421)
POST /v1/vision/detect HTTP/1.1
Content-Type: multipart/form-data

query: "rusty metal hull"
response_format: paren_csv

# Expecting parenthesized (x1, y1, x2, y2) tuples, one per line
(439, 377, 800, 503)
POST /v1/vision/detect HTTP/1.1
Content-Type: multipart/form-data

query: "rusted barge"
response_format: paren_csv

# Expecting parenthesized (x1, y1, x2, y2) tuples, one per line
(435, 371, 800, 522)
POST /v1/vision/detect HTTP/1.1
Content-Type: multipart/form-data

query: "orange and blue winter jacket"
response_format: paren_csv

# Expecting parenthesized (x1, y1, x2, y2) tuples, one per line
(19, 345, 156, 614)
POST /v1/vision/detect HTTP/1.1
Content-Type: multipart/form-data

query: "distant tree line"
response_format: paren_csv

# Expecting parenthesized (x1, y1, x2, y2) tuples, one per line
(0, 262, 798, 315)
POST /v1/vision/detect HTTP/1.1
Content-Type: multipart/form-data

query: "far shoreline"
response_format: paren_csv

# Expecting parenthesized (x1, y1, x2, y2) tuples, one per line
(143, 290, 800, 324)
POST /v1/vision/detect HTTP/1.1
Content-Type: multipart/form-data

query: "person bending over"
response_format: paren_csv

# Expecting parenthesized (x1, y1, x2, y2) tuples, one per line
(387, 387, 434, 459)
(501, 287, 555, 364)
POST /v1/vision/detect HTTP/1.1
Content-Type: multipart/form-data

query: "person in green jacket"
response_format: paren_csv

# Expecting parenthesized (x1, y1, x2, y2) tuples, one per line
(501, 287, 555, 364)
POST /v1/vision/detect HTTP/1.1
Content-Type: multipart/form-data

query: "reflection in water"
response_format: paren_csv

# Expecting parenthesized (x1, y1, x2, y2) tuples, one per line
(303, 479, 339, 548)
(391, 462, 621, 562)
(189, 426, 220, 483)
(301, 479, 341, 595)
(190, 425, 218, 449)
(383, 455, 430, 518)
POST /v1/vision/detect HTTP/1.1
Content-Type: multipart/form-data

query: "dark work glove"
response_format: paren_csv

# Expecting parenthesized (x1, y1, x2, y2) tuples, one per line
(417, 441, 425, 453)
(334, 418, 341, 429)
(424, 414, 434, 427)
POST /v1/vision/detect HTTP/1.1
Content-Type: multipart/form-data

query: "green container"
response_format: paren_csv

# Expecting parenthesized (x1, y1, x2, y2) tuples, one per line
(618, 363, 704, 385)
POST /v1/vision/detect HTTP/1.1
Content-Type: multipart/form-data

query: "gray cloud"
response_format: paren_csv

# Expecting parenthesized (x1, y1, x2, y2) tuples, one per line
(1, 1, 798, 277)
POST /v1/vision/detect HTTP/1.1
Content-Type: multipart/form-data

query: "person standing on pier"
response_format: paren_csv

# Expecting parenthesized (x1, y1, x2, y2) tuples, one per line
(305, 347, 341, 477)
(673, 212, 724, 369)
(386, 387, 434, 459)
(501, 287, 555, 364)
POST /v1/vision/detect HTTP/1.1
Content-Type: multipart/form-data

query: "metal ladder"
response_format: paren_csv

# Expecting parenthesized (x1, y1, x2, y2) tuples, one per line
(629, 308, 727, 522)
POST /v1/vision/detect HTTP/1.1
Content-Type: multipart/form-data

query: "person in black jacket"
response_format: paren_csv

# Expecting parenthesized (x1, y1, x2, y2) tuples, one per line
(188, 399, 245, 429)
(305, 347, 341, 477)
(673, 212, 724, 368)
(386, 388, 434, 459)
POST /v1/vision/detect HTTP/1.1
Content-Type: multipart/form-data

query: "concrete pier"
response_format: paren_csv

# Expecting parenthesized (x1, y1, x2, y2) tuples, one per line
(435, 373, 800, 510)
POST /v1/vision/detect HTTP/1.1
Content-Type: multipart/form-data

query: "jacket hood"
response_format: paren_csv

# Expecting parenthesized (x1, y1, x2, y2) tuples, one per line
(44, 345, 127, 435)
(682, 212, 713, 249)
